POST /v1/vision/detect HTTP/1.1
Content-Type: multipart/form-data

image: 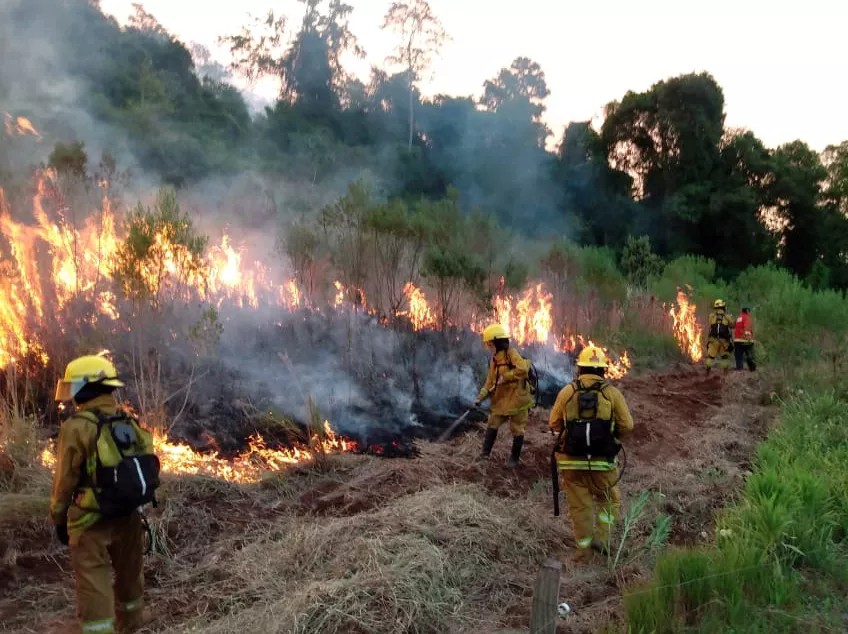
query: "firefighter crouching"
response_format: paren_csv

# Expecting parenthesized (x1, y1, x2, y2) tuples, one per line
(51, 355, 160, 634)
(549, 345, 634, 556)
(705, 299, 734, 372)
(476, 324, 534, 467)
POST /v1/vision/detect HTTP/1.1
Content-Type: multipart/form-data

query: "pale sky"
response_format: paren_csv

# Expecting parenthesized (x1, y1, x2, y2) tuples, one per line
(99, 0, 848, 151)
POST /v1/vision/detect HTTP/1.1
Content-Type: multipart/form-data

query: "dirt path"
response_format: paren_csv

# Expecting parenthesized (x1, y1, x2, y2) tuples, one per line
(0, 365, 776, 633)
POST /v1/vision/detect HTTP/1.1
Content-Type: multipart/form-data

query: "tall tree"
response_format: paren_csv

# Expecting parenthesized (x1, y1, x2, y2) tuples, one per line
(769, 141, 827, 277)
(601, 73, 725, 254)
(223, 0, 363, 115)
(557, 121, 636, 245)
(381, 0, 448, 151)
(481, 56, 550, 146)
(823, 141, 848, 215)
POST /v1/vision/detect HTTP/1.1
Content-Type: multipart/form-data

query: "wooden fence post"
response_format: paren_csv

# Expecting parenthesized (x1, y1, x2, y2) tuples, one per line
(529, 558, 562, 634)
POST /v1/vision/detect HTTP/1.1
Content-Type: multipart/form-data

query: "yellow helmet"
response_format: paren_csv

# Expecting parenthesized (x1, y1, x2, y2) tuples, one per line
(55, 354, 125, 401)
(713, 299, 726, 309)
(481, 323, 509, 342)
(576, 345, 608, 368)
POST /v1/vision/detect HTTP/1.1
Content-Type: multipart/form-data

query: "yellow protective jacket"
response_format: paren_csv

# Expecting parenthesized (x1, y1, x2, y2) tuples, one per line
(49, 395, 119, 539)
(477, 347, 534, 416)
(708, 310, 734, 341)
(548, 373, 634, 471)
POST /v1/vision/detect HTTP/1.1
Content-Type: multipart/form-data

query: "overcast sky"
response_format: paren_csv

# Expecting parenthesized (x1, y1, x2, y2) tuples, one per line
(99, 0, 848, 151)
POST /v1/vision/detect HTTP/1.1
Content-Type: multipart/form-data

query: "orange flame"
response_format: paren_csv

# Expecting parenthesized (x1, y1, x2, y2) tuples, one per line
(559, 334, 631, 380)
(3, 113, 41, 139)
(401, 283, 437, 331)
(0, 172, 120, 365)
(668, 288, 703, 362)
(490, 280, 553, 346)
(38, 420, 358, 483)
(333, 280, 367, 311)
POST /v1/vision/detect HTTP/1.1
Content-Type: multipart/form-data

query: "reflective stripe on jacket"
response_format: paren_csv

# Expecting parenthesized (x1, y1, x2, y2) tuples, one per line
(548, 373, 634, 471)
(477, 347, 533, 416)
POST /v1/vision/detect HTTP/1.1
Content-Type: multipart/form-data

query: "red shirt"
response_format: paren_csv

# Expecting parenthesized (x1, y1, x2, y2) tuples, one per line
(734, 312, 753, 340)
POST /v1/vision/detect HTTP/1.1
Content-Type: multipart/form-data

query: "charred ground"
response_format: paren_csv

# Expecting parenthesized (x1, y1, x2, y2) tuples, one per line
(0, 365, 775, 633)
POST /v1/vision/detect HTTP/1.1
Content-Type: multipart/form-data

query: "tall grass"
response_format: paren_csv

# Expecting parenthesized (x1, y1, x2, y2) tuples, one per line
(625, 392, 848, 633)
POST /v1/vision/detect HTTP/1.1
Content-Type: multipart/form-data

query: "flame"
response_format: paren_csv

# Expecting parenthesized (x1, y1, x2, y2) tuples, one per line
(490, 280, 553, 346)
(559, 334, 631, 380)
(38, 420, 358, 483)
(3, 113, 41, 139)
(283, 279, 303, 309)
(668, 288, 703, 362)
(0, 172, 120, 365)
(401, 283, 437, 331)
(205, 234, 265, 308)
(333, 280, 367, 311)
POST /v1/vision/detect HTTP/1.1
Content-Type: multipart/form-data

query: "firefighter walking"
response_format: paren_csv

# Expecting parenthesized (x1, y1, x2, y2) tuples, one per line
(734, 307, 757, 371)
(50, 355, 159, 633)
(476, 324, 534, 467)
(705, 299, 734, 372)
(549, 346, 634, 557)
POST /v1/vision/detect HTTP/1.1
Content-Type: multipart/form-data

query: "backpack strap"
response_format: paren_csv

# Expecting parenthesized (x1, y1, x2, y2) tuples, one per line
(74, 409, 129, 487)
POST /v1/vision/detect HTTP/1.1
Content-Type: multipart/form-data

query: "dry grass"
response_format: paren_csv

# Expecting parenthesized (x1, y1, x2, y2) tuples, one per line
(161, 483, 561, 634)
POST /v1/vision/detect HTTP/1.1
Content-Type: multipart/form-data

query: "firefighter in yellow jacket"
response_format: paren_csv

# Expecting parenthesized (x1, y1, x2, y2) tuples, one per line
(549, 345, 634, 556)
(476, 324, 534, 467)
(50, 355, 150, 634)
(706, 299, 734, 372)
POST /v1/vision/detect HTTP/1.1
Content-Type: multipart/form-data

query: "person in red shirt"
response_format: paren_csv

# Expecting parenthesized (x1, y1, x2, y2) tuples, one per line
(733, 307, 756, 371)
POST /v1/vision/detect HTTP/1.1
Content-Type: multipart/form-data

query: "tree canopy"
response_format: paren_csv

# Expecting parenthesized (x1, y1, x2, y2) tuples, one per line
(2, 0, 848, 288)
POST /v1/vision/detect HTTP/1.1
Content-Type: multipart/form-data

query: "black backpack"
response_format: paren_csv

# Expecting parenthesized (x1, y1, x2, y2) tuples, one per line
(709, 312, 732, 340)
(79, 410, 161, 517)
(560, 380, 620, 459)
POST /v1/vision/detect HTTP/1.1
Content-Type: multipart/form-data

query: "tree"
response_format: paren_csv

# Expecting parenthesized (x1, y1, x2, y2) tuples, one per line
(620, 235, 663, 287)
(601, 73, 725, 254)
(823, 141, 848, 215)
(223, 0, 363, 116)
(382, 0, 448, 151)
(481, 57, 550, 147)
(111, 187, 208, 310)
(768, 141, 827, 277)
(48, 141, 87, 179)
(704, 131, 776, 274)
(557, 121, 636, 246)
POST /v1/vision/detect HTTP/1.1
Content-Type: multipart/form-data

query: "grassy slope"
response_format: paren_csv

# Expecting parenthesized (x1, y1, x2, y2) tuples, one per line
(625, 392, 848, 633)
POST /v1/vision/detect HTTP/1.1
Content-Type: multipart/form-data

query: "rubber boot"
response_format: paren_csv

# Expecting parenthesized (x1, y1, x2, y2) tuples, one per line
(479, 428, 498, 460)
(506, 435, 524, 468)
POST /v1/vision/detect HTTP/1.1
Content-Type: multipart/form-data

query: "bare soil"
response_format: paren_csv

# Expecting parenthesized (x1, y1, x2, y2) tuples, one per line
(0, 364, 775, 633)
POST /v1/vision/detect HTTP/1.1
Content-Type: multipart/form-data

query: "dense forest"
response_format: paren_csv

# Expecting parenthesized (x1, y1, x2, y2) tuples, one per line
(3, 0, 848, 287)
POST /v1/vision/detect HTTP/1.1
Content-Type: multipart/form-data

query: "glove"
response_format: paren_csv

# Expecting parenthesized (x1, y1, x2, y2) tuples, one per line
(55, 524, 69, 546)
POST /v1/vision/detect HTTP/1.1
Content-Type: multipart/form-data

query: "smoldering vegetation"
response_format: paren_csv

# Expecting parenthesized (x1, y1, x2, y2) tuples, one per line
(160, 304, 575, 454)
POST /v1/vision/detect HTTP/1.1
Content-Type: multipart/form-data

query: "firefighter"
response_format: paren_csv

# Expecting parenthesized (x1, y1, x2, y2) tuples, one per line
(549, 345, 634, 557)
(733, 307, 756, 371)
(50, 355, 147, 634)
(705, 299, 734, 373)
(475, 324, 534, 467)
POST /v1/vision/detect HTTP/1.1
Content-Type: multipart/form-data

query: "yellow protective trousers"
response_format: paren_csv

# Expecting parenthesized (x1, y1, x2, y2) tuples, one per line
(69, 513, 145, 633)
(705, 338, 732, 370)
(561, 469, 620, 549)
(487, 410, 529, 436)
